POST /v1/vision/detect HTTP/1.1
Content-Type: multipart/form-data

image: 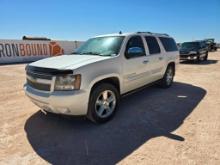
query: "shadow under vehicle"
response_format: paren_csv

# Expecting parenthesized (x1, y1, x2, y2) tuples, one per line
(24, 82, 206, 165)
(180, 59, 218, 65)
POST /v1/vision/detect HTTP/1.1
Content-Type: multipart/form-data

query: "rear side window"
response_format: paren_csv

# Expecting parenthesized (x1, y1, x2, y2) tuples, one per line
(159, 37, 178, 52)
(145, 36, 161, 54)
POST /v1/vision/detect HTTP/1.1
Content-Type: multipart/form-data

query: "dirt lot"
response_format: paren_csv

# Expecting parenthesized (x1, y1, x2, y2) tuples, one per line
(0, 51, 220, 165)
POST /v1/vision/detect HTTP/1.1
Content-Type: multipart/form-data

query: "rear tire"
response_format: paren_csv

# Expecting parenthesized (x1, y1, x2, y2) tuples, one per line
(159, 65, 174, 88)
(87, 83, 119, 123)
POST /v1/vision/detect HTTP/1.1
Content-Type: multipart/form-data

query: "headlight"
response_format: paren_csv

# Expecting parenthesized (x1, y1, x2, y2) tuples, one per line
(54, 74, 81, 91)
(189, 51, 197, 54)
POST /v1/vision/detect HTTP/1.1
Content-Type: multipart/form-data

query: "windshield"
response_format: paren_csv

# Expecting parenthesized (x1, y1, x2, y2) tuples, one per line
(205, 39, 214, 44)
(181, 42, 200, 49)
(73, 36, 124, 56)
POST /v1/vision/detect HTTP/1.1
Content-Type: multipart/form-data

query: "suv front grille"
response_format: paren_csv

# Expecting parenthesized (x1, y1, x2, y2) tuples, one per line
(25, 65, 73, 92)
(27, 70, 53, 80)
(27, 79, 51, 91)
(26, 69, 53, 92)
(180, 51, 189, 54)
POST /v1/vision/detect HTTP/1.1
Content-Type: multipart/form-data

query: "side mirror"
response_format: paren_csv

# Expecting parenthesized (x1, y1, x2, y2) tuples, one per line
(126, 47, 144, 58)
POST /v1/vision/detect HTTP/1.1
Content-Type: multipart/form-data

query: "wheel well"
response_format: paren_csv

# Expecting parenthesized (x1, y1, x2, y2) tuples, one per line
(168, 62, 175, 75)
(91, 77, 120, 93)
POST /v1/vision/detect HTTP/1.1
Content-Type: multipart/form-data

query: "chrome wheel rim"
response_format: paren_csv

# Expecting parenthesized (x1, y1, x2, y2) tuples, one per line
(166, 68, 173, 85)
(95, 90, 116, 118)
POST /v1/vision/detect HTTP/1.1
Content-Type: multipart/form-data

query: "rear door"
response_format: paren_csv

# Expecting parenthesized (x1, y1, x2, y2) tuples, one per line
(158, 36, 179, 74)
(199, 42, 208, 58)
(144, 36, 166, 81)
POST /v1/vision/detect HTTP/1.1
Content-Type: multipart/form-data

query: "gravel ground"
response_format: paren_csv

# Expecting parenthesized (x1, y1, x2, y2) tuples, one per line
(0, 51, 220, 165)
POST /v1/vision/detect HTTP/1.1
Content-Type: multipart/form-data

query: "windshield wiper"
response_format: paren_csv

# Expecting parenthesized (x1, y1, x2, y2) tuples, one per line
(70, 52, 100, 55)
(71, 52, 78, 54)
(80, 52, 101, 55)
(72, 51, 113, 56)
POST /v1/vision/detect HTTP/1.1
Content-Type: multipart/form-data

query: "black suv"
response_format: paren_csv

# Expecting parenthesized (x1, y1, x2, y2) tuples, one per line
(179, 41, 208, 62)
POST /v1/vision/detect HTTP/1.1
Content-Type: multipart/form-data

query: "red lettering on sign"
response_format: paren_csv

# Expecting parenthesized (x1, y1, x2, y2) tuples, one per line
(26, 44, 31, 56)
(19, 44, 25, 56)
(37, 44, 43, 55)
(31, 44, 37, 55)
(43, 44, 48, 55)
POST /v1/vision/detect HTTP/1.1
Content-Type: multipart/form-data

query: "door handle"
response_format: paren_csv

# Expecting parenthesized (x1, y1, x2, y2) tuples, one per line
(143, 60, 149, 64)
(158, 57, 163, 60)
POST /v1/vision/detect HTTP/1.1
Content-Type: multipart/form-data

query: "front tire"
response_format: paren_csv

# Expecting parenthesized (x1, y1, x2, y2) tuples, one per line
(204, 52, 208, 61)
(159, 65, 174, 88)
(87, 83, 119, 123)
(196, 55, 201, 62)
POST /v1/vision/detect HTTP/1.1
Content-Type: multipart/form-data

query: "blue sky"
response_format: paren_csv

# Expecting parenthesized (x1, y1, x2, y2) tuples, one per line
(0, 0, 219, 42)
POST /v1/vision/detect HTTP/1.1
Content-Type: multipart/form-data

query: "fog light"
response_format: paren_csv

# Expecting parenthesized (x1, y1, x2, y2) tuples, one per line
(56, 107, 71, 114)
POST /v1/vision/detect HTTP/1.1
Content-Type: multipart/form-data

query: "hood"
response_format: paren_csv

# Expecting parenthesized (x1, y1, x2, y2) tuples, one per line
(29, 55, 111, 70)
(180, 47, 197, 52)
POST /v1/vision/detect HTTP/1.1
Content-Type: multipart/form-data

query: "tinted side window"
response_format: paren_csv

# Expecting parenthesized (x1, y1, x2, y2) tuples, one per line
(159, 37, 178, 52)
(200, 42, 206, 49)
(145, 36, 161, 54)
(125, 36, 145, 59)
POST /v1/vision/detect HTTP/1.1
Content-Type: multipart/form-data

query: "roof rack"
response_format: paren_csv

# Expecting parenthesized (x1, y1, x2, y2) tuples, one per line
(136, 31, 169, 36)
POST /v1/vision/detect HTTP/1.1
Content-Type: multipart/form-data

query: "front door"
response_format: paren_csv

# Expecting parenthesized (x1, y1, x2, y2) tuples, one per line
(122, 36, 152, 93)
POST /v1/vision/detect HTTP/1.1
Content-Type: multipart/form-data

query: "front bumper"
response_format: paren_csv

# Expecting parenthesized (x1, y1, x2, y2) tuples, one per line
(24, 84, 89, 115)
(180, 54, 198, 60)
